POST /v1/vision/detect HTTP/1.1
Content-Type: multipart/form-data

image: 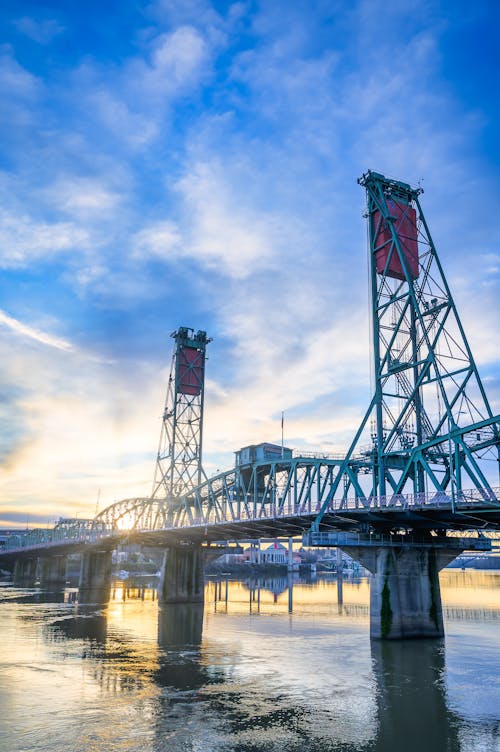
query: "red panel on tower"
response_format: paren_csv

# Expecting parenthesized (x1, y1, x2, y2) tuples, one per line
(178, 346, 203, 395)
(373, 200, 419, 280)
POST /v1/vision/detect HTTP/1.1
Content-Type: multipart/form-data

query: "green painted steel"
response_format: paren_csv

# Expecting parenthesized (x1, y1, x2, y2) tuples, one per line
(151, 327, 211, 503)
(312, 171, 500, 528)
(4, 174, 499, 559)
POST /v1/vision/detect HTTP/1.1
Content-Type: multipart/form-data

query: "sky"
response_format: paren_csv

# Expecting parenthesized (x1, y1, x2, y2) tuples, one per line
(0, 0, 499, 526)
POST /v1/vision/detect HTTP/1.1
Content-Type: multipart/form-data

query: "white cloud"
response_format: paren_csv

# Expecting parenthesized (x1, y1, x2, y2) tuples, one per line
(129, 159, 283, 277)
(152, 26, 207, 84)
(126, 25, 211, 105)
(0, 309, 74, 352)
(87, 89, 159, 146)
(132, 221, 181, 260)
(0, 49, 40, 99)
(0, 209, 90, 267)
(74, 25, 213, 149)
(173, 160, 279, 277)
(44, 177, 123, 219)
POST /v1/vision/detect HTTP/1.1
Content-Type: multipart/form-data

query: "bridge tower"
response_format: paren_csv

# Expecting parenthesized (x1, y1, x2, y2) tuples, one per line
(357, 170, 499, 500)
(337, 171, 499, 502)
(152, 327, 211, 606)
(313, 170, 500, 639)
(152, 327, 211, 500)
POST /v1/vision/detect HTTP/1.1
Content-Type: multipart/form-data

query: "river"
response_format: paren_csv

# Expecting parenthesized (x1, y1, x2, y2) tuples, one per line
(0, 570, 499, 751)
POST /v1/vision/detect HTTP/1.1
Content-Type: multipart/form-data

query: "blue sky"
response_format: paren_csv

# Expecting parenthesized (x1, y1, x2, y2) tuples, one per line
(0, 0, 499, 525)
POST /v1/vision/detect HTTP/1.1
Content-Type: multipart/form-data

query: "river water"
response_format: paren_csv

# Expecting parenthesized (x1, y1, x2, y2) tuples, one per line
(0, 571, 499, 752)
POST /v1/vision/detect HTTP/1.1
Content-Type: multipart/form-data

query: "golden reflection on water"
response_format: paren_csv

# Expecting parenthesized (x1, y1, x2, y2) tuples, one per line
(1, 571, 499, 752)
(440, 569, 500, 611)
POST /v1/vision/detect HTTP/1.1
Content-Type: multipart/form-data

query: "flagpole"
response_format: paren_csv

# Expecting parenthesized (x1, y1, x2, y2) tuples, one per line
(281, 411, 284, 458)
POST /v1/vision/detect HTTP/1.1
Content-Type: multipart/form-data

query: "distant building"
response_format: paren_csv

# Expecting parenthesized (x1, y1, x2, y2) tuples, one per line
(235, 442, 293, 466)
(261, 541, 288, 564)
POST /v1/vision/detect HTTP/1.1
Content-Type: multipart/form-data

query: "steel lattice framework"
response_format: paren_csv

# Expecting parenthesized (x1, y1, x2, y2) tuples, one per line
(312, 171, 500, 527)
(87, 462, 499, 535)
(151, 327, 211, 501)
(6, 172, 499, 557)
(95, 171, 500, 537)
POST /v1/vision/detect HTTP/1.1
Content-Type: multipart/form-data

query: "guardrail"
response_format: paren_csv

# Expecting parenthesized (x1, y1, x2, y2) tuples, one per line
(1, 526, 115, 554)
(302, 531, 493, 550)
(1, 485, 498, 555)
(173, 485, 500, 528)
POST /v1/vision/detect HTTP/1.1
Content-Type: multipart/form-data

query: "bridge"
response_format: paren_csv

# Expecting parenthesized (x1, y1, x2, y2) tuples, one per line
(1, 171, 499, 641)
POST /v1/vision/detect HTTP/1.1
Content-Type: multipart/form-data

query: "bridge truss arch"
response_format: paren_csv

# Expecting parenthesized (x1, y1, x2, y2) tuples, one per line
(92, 497, 172, 532)
(91, 456, 352, 533)
(92, 453, 499, 537)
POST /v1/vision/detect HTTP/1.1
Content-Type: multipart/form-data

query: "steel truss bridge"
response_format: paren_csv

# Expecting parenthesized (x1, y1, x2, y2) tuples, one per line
(3, 454, 499, 559)
(2, 170, 500, 562)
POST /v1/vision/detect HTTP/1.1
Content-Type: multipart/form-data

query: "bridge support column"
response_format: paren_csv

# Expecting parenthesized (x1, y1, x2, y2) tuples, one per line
(159, 545, 204, 604)
(347, 545, 460, 640)
(78, 550, 112, 604)
(287, 538, 294, 571)
(13, 557, 37, 586)
(37, 555, 67, 589)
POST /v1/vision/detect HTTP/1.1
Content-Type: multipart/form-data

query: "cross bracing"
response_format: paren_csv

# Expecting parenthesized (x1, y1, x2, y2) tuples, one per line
(4, 472, 499, 557)
(317, 170, 500, 519)
(151, 327, 211, 499)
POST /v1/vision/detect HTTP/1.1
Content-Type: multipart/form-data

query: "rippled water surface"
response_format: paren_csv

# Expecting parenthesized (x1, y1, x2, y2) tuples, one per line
(0, 571, 499, 752)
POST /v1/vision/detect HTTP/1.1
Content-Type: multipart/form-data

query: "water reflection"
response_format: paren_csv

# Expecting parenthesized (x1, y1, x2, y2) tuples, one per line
(1, 574, 499, 751)
(157, 604, 203, 647)
(371, 640, 459, 752)
(47, 606, 108, 645)
(77, 583, 111, 606)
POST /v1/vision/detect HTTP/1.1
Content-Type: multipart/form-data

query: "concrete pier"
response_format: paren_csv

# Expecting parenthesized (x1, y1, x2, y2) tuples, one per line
(348, 545, 459, 639)
(78, 549, 112, 604)
(158, 545, 204, 604)
(37, 555, 67, 589)
(13, 557, 37, 586)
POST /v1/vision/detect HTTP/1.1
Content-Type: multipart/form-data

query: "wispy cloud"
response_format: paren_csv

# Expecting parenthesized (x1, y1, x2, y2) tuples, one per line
(0, 309, 73, 351)
(13, 16, 65, 45)
(0, 209, 90, 267)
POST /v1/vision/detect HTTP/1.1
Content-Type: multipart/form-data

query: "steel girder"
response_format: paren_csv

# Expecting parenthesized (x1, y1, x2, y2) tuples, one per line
(88, 463, 499, 534)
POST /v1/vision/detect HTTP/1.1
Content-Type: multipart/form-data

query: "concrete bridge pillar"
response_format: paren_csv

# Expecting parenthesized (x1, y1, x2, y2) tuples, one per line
(13, 557, 37, 585)
(37, 555, 67, 589)
(78, 549, 112, 604)
(158, 544, 204, 604)
(347, 545, 460, 640)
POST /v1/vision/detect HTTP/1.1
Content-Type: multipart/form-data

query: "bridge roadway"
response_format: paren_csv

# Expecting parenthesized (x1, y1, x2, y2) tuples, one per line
(2, 485, 500, 553)
(2, 465, 499, 640)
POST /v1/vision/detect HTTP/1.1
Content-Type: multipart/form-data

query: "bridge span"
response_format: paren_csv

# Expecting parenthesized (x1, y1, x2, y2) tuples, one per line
(2, 171, 499, 641)
(1, 472, 499, 640)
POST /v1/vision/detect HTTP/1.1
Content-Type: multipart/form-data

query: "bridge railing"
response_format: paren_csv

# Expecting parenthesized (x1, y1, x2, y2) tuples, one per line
(1, 525, 114, 554)
(2, 485, 498, 552)
(172, 485, 500, 529)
